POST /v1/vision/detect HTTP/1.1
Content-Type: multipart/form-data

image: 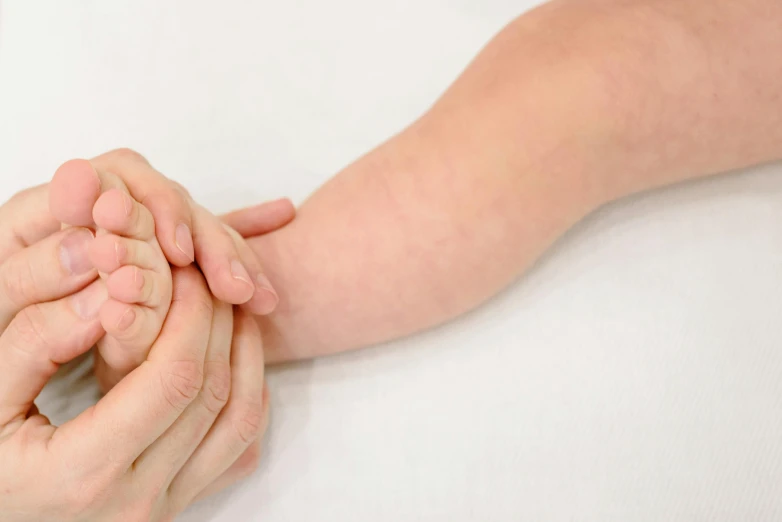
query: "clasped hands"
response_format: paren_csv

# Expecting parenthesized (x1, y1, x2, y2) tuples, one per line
(0, 149, 294, 522)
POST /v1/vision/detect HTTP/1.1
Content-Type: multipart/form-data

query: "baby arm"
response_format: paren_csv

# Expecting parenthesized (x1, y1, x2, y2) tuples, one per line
(232, 0, 782, 362)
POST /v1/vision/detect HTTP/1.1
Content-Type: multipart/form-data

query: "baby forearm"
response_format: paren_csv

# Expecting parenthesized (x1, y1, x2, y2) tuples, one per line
(524, 0, 782, 197)
(250, 75, 602, 362)
(250, 132, 588, 362)
(251, 0, 782, 362)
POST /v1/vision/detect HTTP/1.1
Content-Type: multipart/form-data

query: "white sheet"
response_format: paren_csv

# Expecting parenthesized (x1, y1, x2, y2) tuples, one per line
(2, 1, 782, 520)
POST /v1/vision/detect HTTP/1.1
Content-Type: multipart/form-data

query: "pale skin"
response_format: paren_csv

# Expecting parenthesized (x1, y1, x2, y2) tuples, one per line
(235, 0, 782, 361)
(0, 185, 272, 520)
(3, 0, 782, 515)
(48, 153, 296, 391)
(0, 177, 298, 519)
(48, 0, 782, 360)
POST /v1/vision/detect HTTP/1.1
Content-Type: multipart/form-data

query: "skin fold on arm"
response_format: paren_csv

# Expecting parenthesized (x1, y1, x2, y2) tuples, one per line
(235, 0, 782, 362)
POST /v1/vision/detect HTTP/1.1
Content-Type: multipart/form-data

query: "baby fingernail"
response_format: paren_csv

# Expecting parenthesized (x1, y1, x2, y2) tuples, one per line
(60, 228, 94, 275)
(175, 223, 195, 262)
(230, 260, 253, 288)
(255, 273, 279, 313)
(115, 307, 136, 331)
(70, 282, 107, 319)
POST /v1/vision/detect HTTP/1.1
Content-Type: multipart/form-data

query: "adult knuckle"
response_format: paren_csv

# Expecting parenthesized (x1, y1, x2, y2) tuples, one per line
(172, 284, 213, 315)
(231, 400, 265, 445)
(161, 360, 204, 411)
(159, 184, 189, 207)
(1, 257, 37, 309)
(8, 305, 52, 358)
(189, 294, 215, 322)
(12, 415, 52, 445)
(61, 475, 112, 517)
(200, 360, 232, 414)
(142, 190, 189, 227)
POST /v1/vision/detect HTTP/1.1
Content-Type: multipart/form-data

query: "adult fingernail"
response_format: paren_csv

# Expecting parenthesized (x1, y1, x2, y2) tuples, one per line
(256, 273, 277, 294)
(175, 223, 195, 262)
(60, 228, 95, 275)
(254, 274, 279, 314)
(230, 260, 253, 288)
(70, 282, 107, 319)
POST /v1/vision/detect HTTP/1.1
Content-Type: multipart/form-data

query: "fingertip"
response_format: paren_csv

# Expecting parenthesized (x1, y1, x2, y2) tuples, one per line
(221, 198, 297, 237)
(241, 287, 279, 315)
(263, 198, 296, 222)
(100, 299, 138, 336)
(50, 159, 101, 227)
(196, 257, 255, 305)
(142, 190, 195, 267)
(106, 266, 144, 304)
(92, 189, 131, 232)
(88, 234, 126, 273)
(146, 216, 195, 269)
(211, 282, 254, 306)
(274, 198, 297, 220)
(213, 261, 255, 305)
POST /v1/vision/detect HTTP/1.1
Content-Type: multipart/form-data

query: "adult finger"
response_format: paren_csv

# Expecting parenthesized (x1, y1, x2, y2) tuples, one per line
(0, 281, 106, 427)
(91, 149, 287, 308)
(133, 297, 233, 487)
(0, 227, 97, 331)
(92, 150, 270, 307)
(220, 198, 296, 238)
(224, 224, 278, 315)
(91, 149, 196, 265)
(192, 436, 265, 503)
(53, 266, 212, 468)
(0, 184, 61, 262)
(191, 204, 257, 306)
(168, 309, 268, 508)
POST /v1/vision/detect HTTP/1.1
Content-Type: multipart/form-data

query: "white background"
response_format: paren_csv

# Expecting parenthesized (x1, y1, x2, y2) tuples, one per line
(2, 1, 782, 521)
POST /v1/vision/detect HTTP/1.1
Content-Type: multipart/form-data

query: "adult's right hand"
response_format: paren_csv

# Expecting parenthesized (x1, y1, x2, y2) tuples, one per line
(0, 186, 270, 521)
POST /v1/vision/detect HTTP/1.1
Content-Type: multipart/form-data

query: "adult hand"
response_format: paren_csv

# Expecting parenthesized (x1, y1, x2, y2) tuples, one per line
(49, 148, 296, 315)
(0, 186, 270, 521)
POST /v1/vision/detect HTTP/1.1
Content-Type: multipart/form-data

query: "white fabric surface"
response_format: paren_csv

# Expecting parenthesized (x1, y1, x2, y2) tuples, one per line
(2, 1, 782, 520)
